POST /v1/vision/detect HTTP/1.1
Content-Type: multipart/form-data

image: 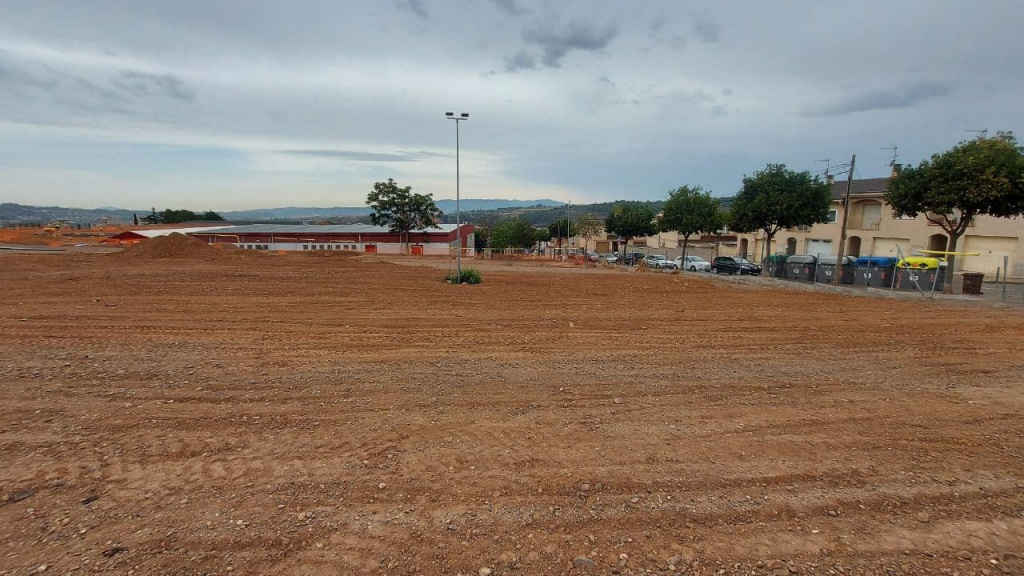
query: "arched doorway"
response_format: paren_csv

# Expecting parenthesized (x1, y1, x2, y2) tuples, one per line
(928, 233, 947, 253)
(847, 236, 862, 257)
(786, 237, 797, 256)
(739, 238, 749, 258)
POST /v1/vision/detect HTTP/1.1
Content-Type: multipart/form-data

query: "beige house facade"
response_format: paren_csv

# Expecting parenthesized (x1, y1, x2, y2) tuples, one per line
(734, 177, 1024, 279)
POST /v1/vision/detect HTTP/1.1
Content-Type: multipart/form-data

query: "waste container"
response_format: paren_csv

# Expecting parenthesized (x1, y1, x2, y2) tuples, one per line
(854, 256, 897, 288)
(962, 272, 985, 294)
(895, 257, 944, 291)
(816, 256, 856, 284)
(765, 254, 788, 278)
(784, 255, 817, 282)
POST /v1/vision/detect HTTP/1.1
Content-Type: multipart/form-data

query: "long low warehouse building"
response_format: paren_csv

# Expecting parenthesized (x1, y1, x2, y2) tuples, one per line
(187, 224, 475, 255)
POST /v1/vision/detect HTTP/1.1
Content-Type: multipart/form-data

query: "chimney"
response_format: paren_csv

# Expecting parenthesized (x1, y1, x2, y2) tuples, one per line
(891, 163, 902, 177)
(826, 174, 835, 185)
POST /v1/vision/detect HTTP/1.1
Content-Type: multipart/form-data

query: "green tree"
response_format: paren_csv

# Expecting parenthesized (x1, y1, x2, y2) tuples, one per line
(366, 178, 443, 254)
(489, 217, 539, 250)
(659, 185, 722, 263)
(200, 210, 226, 221)
(547, 218, 577, 247)
(141, 207, 161, 224)
(886, 132, 1024, 292)
(575, 212, 603, 252)
(604, 203, 656, 254)
(729, 164, 831, 269)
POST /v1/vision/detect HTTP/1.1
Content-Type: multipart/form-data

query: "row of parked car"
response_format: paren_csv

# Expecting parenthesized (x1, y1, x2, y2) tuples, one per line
(592, 252, 764, 275)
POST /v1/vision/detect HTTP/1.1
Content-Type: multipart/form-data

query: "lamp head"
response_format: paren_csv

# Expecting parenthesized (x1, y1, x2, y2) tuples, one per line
(445, 112, 454, 117)
(461, 113, 469, 118)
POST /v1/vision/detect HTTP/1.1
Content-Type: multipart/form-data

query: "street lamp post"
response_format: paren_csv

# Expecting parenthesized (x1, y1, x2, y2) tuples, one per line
(445, 112, 469, 280)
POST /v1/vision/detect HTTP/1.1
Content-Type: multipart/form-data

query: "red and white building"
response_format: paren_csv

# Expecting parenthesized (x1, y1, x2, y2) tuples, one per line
(188, 224, 474, 255)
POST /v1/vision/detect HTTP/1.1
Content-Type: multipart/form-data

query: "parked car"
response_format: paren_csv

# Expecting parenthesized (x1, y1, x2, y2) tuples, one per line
(621, 252, 646, 266)
(645, 254, 675, 269)
(710, 256, 762, 275)
(675, 255, 711, 272)
(585, 251, 600, 262)
(599, 253, 619, 264)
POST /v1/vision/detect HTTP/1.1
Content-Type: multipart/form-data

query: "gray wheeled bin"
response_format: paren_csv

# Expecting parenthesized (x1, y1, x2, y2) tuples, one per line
(854, 256, 897, 288)
(815, 256, 856, 284)
(784, 255, 817, 282)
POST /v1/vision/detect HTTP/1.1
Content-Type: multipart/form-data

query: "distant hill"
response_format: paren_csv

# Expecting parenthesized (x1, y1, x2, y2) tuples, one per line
(222, 199, 563, 220)
(445, 197, 735, 227)
(0, 203, 138, 225)
(0, 199, 565, 225)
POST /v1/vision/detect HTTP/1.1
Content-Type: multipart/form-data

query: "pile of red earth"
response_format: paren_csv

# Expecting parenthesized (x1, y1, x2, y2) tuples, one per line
(110, 233, 235, 261)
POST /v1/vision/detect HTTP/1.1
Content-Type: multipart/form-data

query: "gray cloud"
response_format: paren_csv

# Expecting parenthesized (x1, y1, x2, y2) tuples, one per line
(112, 70, 195, 101)
(721, 88, 733, 96)
(503, 50, 538, 72)
(491, 0, 527, 16)
(398, 0, 428, 20)
(801, 82, 951, 117)
(522, 21, 619, 68)
(691, 15, 722, 43)
(281, 149, 446, 162)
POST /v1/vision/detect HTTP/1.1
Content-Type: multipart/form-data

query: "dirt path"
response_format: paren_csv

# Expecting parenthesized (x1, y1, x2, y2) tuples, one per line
(2, 252, 1023, 575)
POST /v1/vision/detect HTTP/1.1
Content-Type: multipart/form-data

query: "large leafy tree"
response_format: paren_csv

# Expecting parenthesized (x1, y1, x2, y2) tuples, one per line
(575, 212, 603, 252)
(366, 178, 443, 254)
(659, 185, 723, 262)
(489, 217, 539, 250)
(729, 164, 831, 265)
(886, 132, 1024, 292)
(547, 218, 577, 247)
(604, 203, 657, 253)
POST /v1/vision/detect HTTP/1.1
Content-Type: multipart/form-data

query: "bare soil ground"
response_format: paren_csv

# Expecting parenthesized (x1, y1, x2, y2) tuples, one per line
(2, 248, 1024, 576)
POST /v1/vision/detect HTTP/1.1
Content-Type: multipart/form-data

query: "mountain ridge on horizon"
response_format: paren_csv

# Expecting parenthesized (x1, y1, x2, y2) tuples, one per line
(0, 199, 565, 223)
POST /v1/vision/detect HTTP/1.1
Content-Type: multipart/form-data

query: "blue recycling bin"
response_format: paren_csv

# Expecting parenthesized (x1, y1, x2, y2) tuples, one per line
(854, 256, 897, 288)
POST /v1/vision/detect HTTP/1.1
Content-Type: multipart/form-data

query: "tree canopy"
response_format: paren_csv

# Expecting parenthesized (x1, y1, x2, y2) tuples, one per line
(886, 131, 1024, 290)
(141, 208, 225, 224)
(489, 217, 539, 250)
(729, 164, 831, 260)
(604, 203, 657, 250)
(659, 185, 722, 259)
(547, 218, 577, 240)
(366, 178, 442, 252)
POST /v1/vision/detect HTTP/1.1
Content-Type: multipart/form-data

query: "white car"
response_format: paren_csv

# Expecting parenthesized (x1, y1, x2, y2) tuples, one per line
(645, 254, 675, 269)
(674, 255, 711, 272)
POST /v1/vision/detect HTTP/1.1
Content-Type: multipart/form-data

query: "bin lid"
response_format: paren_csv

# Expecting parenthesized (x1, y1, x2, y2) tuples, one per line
(787, 255, 817, 264)
(818, 256, 857, 265)
(897, 256, 941, 269)
(766, 254, 789, 262)
(854, 256, 897, 266)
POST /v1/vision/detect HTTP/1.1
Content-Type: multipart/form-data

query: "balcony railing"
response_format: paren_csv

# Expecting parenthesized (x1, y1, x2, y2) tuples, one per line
(849, 218, 880, 230)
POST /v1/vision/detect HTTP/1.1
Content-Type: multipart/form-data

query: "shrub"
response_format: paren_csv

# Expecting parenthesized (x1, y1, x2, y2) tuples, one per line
(445, 268, 482, 285)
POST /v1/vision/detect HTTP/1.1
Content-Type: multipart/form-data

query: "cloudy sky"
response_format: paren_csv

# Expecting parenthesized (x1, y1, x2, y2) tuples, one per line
(0, 1, 1020, 210)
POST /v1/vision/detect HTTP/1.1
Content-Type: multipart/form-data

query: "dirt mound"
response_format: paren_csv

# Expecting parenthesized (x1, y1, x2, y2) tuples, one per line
(111, 233, 229, 261)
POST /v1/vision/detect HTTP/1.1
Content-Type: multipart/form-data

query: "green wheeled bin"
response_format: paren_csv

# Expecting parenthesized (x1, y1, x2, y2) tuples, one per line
(765, 254, 788, 278)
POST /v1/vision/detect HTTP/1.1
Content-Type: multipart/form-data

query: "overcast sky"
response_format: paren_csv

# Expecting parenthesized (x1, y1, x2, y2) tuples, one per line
(1, 1, 1021, 210)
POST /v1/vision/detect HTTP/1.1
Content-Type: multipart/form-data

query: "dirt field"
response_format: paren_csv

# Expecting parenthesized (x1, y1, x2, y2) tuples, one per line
(2, 247, 1024, 576)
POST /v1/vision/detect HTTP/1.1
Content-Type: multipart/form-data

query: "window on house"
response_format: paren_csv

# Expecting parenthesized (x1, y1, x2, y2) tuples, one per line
(798, 225, 810, 231)
(827, 209, 838, 223)
(302, 245, 308, 250)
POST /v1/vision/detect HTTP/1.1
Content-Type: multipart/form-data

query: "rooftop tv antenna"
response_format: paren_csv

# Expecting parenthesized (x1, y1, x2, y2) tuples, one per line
(880, 145, 899, 167)
(816, 158, 831, 177)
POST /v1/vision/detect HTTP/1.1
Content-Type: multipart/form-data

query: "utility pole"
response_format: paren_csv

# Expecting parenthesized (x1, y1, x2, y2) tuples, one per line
(566, 201, 571, 259)
(833, 153, 856, 286)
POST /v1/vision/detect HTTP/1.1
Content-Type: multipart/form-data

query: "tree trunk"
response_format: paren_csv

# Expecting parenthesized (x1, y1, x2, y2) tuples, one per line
(764, 231, 776, 277)
(681, 235, 690, 266)
(944, 232, 959, 294)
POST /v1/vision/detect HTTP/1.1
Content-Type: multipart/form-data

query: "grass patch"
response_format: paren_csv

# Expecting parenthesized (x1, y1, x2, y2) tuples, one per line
(445, 268, 483, 285)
